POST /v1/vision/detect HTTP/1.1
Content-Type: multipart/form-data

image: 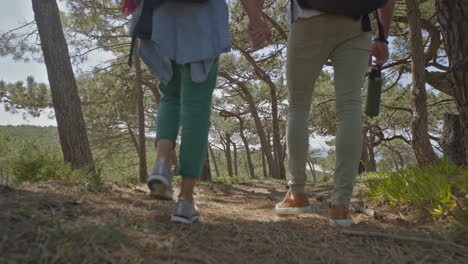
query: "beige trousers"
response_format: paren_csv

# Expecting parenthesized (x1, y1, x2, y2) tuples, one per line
(286, 14, 371, 205)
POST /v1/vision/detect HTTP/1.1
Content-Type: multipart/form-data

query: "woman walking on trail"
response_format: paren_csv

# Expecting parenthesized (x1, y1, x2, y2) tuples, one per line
(123, 0, 270, 224)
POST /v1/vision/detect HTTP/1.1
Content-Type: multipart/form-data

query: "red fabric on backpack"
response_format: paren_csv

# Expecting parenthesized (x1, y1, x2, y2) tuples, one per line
(121, 0, 137, 16)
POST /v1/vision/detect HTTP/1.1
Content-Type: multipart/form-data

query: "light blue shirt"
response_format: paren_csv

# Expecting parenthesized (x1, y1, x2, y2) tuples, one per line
(130, 0, 231, 84)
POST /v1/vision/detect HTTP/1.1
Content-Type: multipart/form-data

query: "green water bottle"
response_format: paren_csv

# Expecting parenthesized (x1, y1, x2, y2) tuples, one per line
(365, 67, 383, 117)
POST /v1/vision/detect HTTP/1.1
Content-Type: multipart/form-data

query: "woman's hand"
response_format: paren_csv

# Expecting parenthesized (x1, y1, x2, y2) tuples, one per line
(240, 0, 271, 49)
(248, 19, 272, 50)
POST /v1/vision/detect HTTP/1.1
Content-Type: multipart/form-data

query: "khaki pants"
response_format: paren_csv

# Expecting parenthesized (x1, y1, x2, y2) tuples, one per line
(286, 14, 371, 205)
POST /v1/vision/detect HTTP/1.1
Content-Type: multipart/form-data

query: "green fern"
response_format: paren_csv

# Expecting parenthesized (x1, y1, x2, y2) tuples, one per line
(366, 159, 466, 220)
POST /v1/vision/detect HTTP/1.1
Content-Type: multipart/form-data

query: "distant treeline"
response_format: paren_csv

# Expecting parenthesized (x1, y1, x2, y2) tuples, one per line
(0, 125, 59, 145)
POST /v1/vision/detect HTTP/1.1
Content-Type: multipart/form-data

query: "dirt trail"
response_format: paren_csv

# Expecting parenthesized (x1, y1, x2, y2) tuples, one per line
(1, 180, 467, 264)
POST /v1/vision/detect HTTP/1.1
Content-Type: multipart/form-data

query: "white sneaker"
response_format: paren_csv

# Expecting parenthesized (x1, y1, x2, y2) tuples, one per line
(171, 198, 199, 224)
(147, 158, 173, 200)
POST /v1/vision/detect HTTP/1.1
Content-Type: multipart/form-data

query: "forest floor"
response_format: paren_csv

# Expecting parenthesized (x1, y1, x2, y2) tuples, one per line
(1, 179, 468, 264)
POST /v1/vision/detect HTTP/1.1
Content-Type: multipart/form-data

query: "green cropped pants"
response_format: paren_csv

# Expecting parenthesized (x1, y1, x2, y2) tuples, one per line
(156, 60, 218, 179)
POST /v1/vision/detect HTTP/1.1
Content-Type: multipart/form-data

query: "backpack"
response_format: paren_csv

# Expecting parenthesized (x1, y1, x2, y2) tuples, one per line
(296, 0, 388, 17)
(125, 0, 210, 66)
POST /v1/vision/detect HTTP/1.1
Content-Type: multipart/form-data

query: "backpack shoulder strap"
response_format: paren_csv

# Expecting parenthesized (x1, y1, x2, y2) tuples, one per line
(290, 0, 294, 24)
(374, 11, 388, 43)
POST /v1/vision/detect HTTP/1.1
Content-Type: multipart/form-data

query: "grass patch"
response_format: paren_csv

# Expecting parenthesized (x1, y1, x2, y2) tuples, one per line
(72, 169, 109, 193)
(55, 223, 132, 248)
(11, 142, 71, 184)
(213, 175, 251, 184)
(365, 159, 467, 226)
(39, 222, 137, 263)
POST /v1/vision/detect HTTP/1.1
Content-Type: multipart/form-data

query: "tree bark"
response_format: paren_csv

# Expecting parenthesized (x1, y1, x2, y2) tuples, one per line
(436, 0, 468, 165)
(209, 144, 220, 178)
(32, 0, 94, 171)
(405, 0, 438, 166)
(127, 124, 139, 155)
(382, 144, 405, 171)
(359, 132, 369, 174)
(233, 141, 238, 176)
(238, 119, 256, 179)
(307, 157, 317, 183)
(201, 155, 212, 181)
(224, 132, 234, 177)
(367, 143, 377, 172)
(425, 71, 454, 97)
(439, 114, 466, 166)
(269, 86, 285, 180)
(148, 81, 161, 106)
(242, 90, 277, 178)
(134, 42, 148, 183)
(261, 148, 268, 178)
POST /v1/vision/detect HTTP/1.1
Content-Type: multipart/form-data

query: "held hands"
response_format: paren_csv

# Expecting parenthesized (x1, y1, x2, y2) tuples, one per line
(369, 40, 389, 67)
(248, 19, 272, 50)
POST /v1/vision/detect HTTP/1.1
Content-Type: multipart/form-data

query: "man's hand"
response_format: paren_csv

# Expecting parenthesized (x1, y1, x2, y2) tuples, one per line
(370, 0, 396, 67)
(370, 41, 389, 67)
(240, 0, 272, 50)
(248, 19, 272, 50)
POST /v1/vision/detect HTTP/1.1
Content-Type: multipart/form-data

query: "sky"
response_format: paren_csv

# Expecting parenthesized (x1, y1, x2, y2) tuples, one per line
(0, 1, 56, 126)
(0, 1, 47, 82)
(0, 1, 114, 127)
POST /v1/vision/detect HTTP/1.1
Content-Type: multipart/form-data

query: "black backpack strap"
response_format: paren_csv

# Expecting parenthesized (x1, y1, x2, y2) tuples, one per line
(374, 10, 388, 43)
(290, 0, 294, 24)
(361, 14, 371, 32)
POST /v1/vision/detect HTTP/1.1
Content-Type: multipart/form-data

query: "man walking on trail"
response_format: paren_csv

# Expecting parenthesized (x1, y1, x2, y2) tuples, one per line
(243, 0, 396, 227)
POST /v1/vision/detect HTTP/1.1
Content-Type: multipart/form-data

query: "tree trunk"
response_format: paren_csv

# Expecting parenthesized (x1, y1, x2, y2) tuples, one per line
(209, 144, 220, 178)
(406, 0, 438, 166)
(201, 155, 212, 181)
(134, 42, 148, 183)
(219, 73, 278, 178)
(307, 157, 317, 183)
(233, 141, 238, 176)
(261, 149, 268, 178)
(359, 128, 370, 174)
(225, 132, 234, 177)
(439, 114, 466, 166)
(436, 0, 468, 165)
(32, 0, 94, 171)
(382, 144, 405, 171)
(282, 143, 287, 164)
(127, 124, 139, 155)
(238, 119, 256, 179)
(269, 85, 285, 180)
(225, 47, 283, 178)
(238, 86, 278, 178)
(148, 82, 161, 106)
